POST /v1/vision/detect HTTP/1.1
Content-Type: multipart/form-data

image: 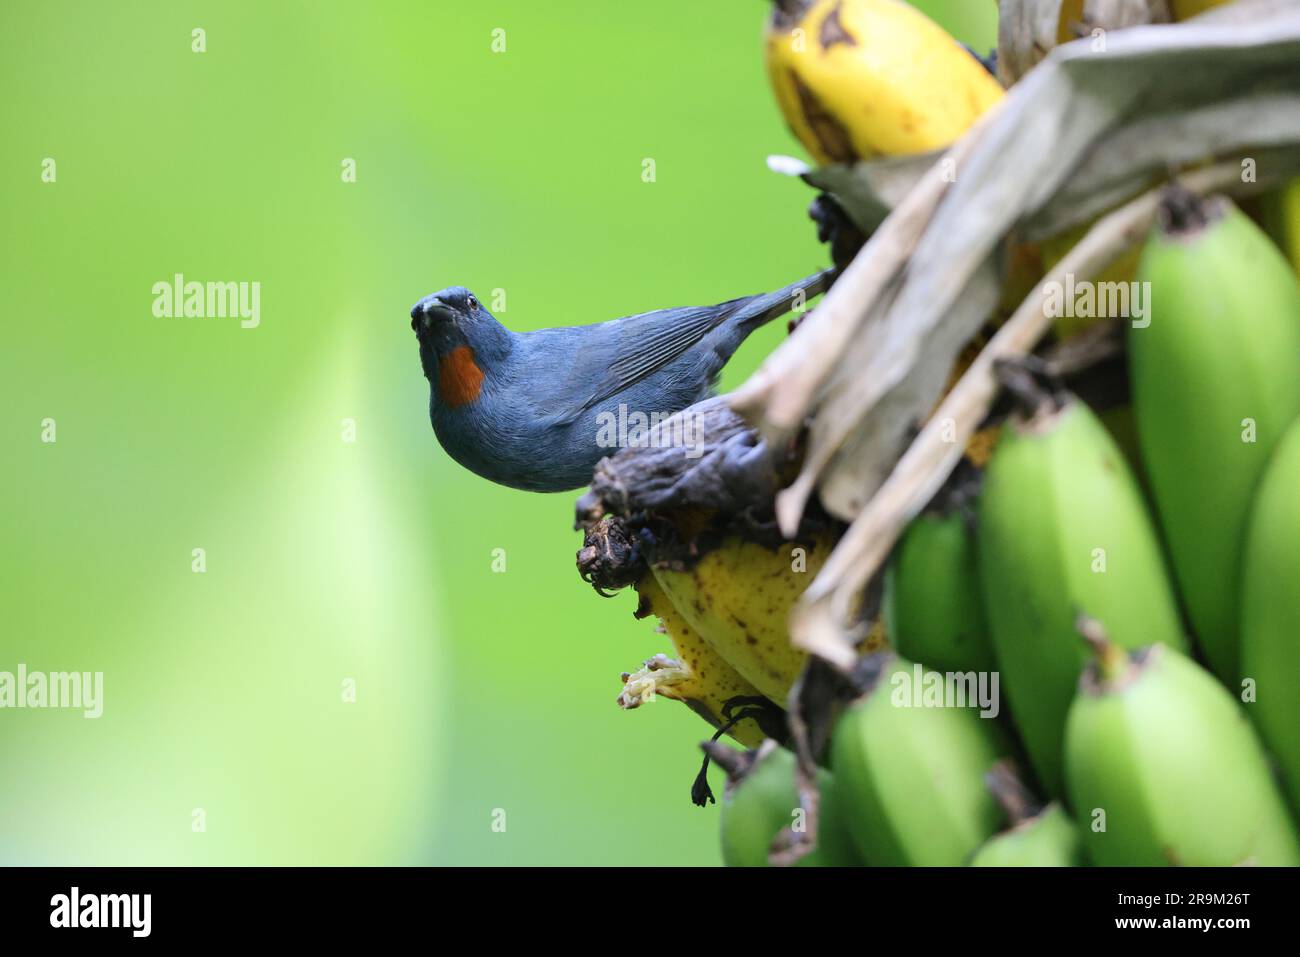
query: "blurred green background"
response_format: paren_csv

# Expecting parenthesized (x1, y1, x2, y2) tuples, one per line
(0, 0, 994, 865)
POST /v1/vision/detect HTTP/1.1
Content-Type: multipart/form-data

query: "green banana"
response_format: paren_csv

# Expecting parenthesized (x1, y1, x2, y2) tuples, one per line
(827, 653, 1007, 866)
(977, 397, 1187, 797)
(1130, 192, 1300, 684)
(1065, 637, 1300, 866)
(883, 511, 997, 675)
(969, 761, 1082, 866)
(1241, 417, 1300, 815)
(719, 742, 861, 867)
(969, 805, 1082, 867)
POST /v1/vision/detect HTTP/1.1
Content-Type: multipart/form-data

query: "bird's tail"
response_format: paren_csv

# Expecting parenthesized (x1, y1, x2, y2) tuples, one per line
(730, 267, 837, 330)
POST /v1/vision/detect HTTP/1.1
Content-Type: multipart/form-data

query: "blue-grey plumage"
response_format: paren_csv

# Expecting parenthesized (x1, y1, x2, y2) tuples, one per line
(409, 269, 833, 492)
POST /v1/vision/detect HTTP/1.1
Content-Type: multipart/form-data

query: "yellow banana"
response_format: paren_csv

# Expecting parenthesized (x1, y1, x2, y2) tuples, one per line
(618, 577, 770, 748)
(764, 0, 1004, 165)
(652, 530, 882, 707)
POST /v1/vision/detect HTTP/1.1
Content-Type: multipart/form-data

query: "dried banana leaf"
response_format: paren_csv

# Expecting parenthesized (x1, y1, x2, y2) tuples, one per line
(998, 0, 1172, 87)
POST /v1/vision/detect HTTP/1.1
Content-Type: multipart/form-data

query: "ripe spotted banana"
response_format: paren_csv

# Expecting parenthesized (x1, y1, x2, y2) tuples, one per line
(1065, 639, 1300, 866)
(652, 529, 887, 707)
(883, 510, 997, 675)
(827, 653, 1009, 866)
(618, 577, 770, 748)
(1240, 418, 1300, 815)
(764, 0, 1004, 165)
(1130, 192, 1300, 684)
(719, 741, 862, 867)
(977, 397, 1187, 797)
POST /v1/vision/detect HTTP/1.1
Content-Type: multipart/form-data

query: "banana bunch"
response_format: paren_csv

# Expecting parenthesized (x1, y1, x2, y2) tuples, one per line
(580, 0, 1300, 864)
(976, 396, 1187, 796)
(700, 190, 1300, 864)
(825, 653, 1010, 866)
(763, 0, 1004, 165)
(719, 741, 862, 867)
(1066, 637, 1300, 866)
(1130, 193, 1300, 684)
(1241, 418, 1300, 814)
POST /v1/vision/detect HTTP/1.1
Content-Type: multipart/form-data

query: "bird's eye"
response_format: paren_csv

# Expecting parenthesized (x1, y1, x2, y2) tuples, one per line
(467, 295, 478, 311)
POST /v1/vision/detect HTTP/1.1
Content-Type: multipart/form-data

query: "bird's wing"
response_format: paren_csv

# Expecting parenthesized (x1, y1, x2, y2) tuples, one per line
(595, 303, 749, 408)
(537, 301, 742, 424)
(539, 271, 834, 424)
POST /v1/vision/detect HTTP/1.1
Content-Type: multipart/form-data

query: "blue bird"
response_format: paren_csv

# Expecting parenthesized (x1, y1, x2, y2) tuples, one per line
(410, 270, 833, 492)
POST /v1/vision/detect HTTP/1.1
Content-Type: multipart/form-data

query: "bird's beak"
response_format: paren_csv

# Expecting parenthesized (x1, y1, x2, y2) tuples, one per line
(410, 295, 454, 330)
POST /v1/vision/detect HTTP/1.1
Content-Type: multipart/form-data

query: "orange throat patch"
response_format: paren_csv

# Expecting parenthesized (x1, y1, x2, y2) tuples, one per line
(437, 345, 485, 407)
